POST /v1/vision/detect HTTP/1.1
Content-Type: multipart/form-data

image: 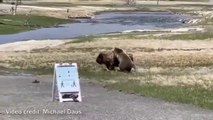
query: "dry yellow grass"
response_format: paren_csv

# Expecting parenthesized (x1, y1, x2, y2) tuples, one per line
(63, 38, 213, 50)
(0, 37, 213, 89)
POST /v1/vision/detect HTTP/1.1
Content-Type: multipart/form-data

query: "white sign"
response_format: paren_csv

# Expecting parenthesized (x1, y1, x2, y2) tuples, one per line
(52, 63, 82, 102)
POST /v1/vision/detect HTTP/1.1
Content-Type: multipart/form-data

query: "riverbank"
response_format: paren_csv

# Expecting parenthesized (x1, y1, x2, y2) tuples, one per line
(0, 3, 136, 19)
(0, 1, 212, 21)
(0, 2, 212, 35)
(0, 15, 71, 34)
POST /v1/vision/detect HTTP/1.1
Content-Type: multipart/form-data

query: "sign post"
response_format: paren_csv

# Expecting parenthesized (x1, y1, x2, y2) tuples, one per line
(52, 63, 82, 102)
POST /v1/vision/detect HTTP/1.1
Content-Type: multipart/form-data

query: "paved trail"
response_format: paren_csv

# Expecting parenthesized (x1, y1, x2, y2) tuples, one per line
(0, 75, 212, 120)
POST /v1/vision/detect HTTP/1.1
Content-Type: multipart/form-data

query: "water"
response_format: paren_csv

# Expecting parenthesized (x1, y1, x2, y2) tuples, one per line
(0, 12, 190, 44)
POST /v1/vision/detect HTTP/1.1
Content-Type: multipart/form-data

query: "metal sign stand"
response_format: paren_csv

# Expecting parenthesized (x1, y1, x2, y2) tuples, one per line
(52, 63, 82, 102)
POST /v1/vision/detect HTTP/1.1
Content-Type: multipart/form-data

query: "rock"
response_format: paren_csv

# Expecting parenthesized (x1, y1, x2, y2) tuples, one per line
(32, 80, 40, 83)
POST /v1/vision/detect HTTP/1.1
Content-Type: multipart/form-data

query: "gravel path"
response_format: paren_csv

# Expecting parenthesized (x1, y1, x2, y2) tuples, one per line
(0, 75, 212, 120)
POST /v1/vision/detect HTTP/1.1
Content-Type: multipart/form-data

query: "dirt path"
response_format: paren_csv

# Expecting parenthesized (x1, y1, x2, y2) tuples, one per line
(0, 74, 212, 120)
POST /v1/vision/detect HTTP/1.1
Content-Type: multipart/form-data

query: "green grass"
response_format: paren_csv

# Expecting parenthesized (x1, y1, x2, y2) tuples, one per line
(0, 15, 71, 34)
(160, 32, 213, 40)
(66, 33, 141, 43)
(107, 82, 213, 109)
(77, 66, 213, 110)
(199, 18, 213, 25)
(67, 32, 156, 43)
(80, 67, 213, 110)
(70, 36, 97, 43)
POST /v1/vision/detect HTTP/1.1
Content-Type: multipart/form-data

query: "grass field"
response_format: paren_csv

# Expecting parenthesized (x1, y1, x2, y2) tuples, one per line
(0, 15, 71, 34)
(159, 32, 213, 40)
(1, 33, 213, 109)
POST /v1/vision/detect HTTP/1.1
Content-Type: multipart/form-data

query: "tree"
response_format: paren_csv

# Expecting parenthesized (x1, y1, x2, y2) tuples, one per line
(157, 0, 160, 5)
(12, 0, 21, 15)
(14, 0, 18, 15)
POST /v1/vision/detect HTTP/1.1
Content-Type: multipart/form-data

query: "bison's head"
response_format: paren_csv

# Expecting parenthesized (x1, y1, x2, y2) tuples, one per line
(96, 52, 104, 64)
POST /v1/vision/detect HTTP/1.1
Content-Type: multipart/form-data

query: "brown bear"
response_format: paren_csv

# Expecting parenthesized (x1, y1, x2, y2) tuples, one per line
(113, 47, 136, 72)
